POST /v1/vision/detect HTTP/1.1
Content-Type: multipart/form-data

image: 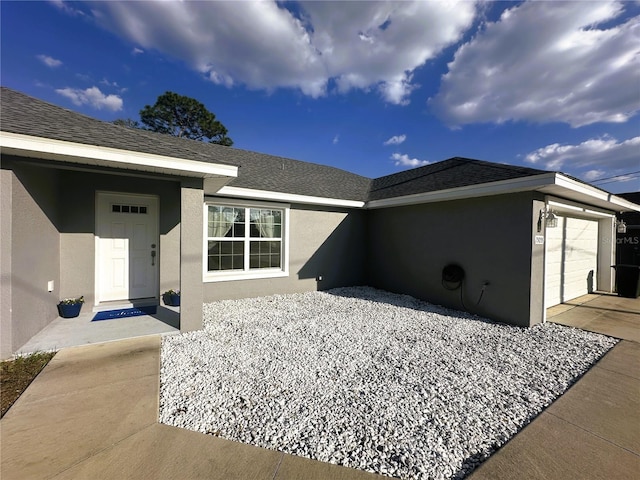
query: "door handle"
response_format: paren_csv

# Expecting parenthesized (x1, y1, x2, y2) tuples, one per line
(151, 250, 156, 266)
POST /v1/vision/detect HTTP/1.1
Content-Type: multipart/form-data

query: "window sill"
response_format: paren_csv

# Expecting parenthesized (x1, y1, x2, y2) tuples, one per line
(203, 270, 289, 283)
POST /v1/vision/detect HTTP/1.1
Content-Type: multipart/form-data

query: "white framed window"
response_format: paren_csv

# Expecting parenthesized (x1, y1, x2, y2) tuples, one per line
(204, 200, 289, 282)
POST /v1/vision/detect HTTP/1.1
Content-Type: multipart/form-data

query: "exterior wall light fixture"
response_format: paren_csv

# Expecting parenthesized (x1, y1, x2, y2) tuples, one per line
(617, 219, 627, 234)
(537, 207, 559, 232)
(545, 210, 558, 228)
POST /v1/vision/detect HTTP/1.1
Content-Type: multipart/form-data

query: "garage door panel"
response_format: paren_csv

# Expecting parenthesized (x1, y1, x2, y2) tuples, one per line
(545, 216, 598, 307)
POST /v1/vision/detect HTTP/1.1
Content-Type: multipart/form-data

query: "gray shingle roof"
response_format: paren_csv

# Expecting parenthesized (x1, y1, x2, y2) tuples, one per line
(369, 157, 549, 201)
(0, 87, 371, 201)
(1, 87, 553, 203)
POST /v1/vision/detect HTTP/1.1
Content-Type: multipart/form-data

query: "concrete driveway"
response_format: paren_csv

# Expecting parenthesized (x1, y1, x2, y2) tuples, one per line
(470, 293, 640, 479)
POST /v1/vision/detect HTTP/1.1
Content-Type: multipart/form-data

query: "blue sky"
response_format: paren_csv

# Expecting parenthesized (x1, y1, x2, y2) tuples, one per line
(2, 0, 638, 193)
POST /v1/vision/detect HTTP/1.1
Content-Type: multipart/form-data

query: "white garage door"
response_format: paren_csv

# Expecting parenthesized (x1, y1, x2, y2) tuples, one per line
(545, 216, 599, 308)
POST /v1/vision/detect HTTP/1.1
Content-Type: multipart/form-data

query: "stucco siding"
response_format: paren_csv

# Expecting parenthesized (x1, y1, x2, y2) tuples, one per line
(1, 162, 61, 357)
(204, 205, 366, 301)
(57, 169, 181, 309)
(1, 169, 14, 358)
(367, 193, 539, 327)
(530, 199, 546, 326)
(179, 179, 204, 331)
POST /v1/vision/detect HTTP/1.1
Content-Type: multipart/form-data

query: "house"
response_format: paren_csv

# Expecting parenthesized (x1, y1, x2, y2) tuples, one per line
(1, 87, 638, 359)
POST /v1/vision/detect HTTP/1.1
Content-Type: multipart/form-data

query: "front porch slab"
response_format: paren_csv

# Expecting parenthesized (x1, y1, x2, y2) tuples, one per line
(15, 305, 179, 355)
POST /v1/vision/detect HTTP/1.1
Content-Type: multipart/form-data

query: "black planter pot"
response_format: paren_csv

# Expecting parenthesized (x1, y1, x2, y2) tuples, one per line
(163, 293, 180, 306)
(58, 303, 82, 318)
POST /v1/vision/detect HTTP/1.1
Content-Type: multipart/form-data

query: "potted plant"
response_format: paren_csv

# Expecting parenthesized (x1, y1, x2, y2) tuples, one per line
(162, 290, 180, 306)
(58, 296, 84, 318)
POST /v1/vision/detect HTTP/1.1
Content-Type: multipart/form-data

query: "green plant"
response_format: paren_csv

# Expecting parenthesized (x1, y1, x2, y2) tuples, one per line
(58, 296, 84, 306)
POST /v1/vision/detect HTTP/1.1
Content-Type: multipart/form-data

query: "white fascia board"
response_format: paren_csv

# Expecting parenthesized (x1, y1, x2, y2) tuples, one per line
(366, 173, 558, 209)
(553, 174, 640, 212)
(216, 186, 365, 208)
(546, 198, 615, 218)
(0, 131, 238, 179)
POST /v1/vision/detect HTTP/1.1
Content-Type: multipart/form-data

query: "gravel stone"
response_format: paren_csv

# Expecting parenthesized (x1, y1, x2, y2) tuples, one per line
(159, 287, 617, 479)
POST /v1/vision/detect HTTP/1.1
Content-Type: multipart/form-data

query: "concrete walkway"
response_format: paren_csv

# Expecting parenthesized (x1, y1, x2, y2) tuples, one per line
(1, 336, 382, 480)
(2, 294, 638, 479)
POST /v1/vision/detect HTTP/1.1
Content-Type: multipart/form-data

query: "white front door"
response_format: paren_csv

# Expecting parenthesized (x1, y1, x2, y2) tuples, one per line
(96, 192, 159, 303)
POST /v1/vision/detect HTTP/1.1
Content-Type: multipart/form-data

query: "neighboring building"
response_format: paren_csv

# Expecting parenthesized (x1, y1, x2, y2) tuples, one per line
(2, 87, 638, 358)
(616, 192, 640, 266)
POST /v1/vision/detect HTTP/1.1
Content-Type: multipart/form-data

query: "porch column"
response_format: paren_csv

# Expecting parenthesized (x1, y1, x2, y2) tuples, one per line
(180, 178, 204, 332)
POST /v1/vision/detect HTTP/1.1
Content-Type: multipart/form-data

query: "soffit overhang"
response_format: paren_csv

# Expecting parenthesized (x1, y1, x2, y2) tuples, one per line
(0, 131, 238, 182)
(365, 172, 640, 213)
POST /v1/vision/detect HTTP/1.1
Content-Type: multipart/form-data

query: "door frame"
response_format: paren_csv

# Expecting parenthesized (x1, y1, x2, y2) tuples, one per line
(94, 191, 160, 306)
(542, 197, 616, 315)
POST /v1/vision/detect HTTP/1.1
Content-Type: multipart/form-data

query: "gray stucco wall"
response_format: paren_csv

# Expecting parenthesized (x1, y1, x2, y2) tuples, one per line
(0, 158, 183, 358)
(1, 161, 61, 358)
(1, 169, 14, 358)
(204, 204, 367, 302)
(58, 169, 181, 309)
(367, 192, 541, 327)
(530, 198, 546, 326)
(179, 179, 204, 331)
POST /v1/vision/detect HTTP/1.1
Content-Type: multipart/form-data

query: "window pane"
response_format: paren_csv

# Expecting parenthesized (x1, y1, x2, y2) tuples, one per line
(208, 206, 245, 238)
(250, 208, 282, 238)
(232, 221, 245, 237)
(249, 241, 281, 269)
(208, 241, 220, 254)
(208, 241, 244, 271)
(208, 256, 221, 271)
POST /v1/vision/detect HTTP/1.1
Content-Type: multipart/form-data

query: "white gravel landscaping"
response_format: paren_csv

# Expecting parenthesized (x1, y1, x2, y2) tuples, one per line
(159, 287, 617, 479)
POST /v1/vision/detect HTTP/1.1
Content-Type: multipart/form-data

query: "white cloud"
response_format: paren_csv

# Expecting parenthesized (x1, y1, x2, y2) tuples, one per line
(391, 153, 429, 168)
(431, 1, 640, 127)
(89, 1, 478, 105)
(384, 134, 407, 146)
(55, 86, 123, 111)
(131, 47, 144, 55)
(332, 134, 339, 145)
(50, 0, 85, 16)
(37, 54, 62, 68)
(100, 78, 119, 88)
(524, 135, 640, 183)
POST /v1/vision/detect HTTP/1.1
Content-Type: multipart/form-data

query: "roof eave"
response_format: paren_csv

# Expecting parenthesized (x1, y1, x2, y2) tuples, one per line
(539, 173, 640, 212)
(0, 131, 238, 180)
(366, 173, 559, 209)
(365, 172, 640, 212)
(213, 186, 366, 208)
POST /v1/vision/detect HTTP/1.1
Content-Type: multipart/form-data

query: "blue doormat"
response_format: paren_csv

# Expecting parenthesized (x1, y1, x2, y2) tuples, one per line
(92, 306, 157, 321)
